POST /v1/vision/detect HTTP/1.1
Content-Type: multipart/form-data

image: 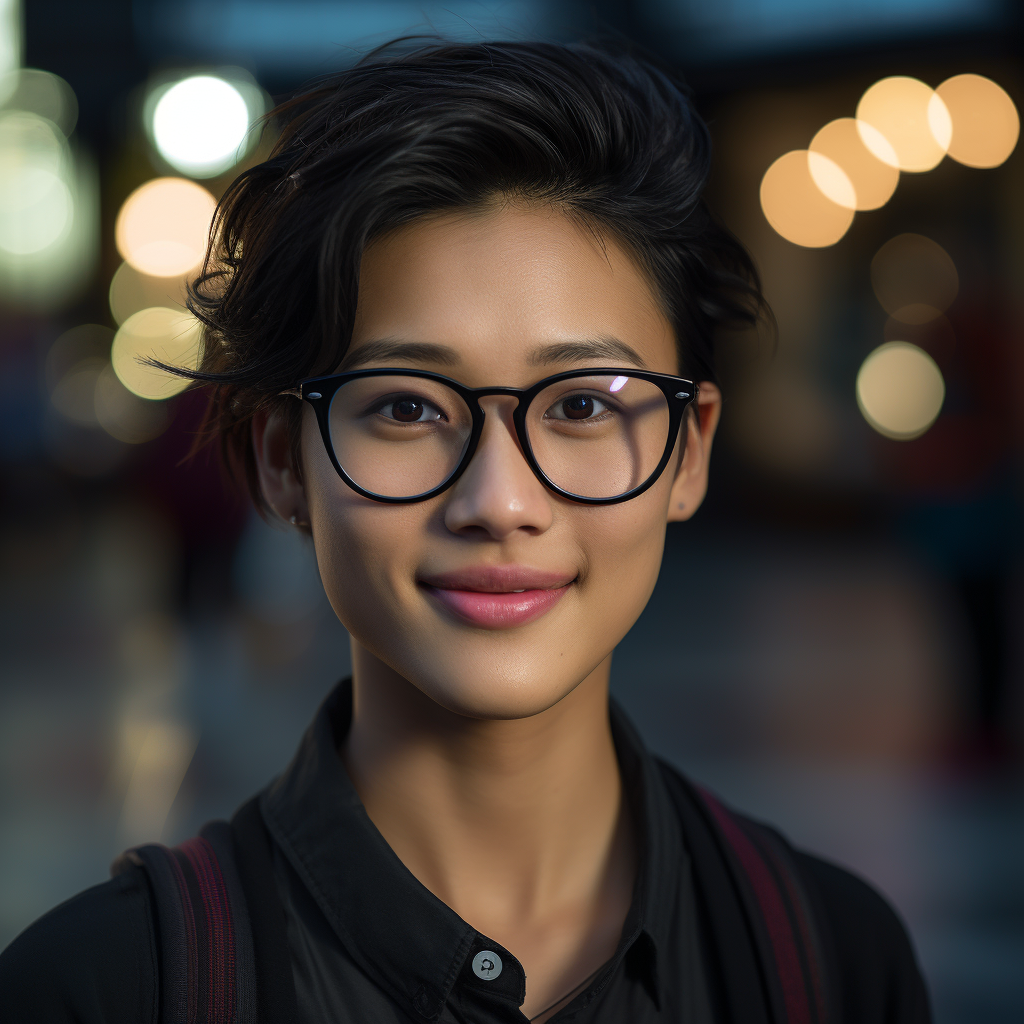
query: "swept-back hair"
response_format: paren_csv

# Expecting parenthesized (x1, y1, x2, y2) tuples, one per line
(182, 39, 769, 511)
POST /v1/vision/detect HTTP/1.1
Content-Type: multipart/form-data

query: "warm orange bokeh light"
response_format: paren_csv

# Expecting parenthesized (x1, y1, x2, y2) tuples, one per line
(856, 77, 950, 172)
(809, 118, 900, 210)
(936, 74, 1020, 169)
(760, 150, 854, 247)
(114, 178, 216, 277)
(870, 234, 958, 323)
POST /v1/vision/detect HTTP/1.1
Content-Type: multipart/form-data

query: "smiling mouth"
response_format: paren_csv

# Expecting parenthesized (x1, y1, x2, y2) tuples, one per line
(418, 566, 575, 629)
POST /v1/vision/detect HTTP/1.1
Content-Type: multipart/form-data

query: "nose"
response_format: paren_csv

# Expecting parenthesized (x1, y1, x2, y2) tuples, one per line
(443, 396, 553, 540)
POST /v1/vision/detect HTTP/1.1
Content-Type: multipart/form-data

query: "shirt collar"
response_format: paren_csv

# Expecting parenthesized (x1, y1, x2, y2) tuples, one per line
(261, 679, 688, 1019)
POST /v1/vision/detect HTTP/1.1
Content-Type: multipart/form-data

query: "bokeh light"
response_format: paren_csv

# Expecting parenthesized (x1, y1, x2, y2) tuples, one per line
(150, 74, 254, 178)
(760, 150, 854, 247)
(46, 324, 114, 393)
(0, 70, 97, 308)
(114, 177, 216, 277)
(809, 118, 900, 210)
(871, 234, 958, 323)
(94, 363, 169, 443)
(936, 74, 1019, 169)
(856, 76, 950, 172)
(857, 342, 945, 440)
(50, 356, 105, 427)
(0, 67, 77, 135)
(806, 150, 856, 209)
(109, 260, 188, 326)
(0, 111, 72, 255)
(111, 306, 201, 400)
(0, 0, 21, 102)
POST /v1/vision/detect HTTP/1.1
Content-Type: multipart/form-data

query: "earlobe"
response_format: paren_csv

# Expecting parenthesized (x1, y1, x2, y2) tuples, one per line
(252, 408, 309, 525)
(667, 381, 721, 523)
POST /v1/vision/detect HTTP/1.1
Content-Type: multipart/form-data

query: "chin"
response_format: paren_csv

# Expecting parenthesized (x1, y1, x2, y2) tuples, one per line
(405, 650, 593, 721)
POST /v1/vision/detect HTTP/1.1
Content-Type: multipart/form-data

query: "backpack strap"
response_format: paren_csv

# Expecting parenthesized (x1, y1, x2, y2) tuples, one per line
(695, 786, 832, 1024)
(229, 797, 300, 1024)
(112, 823, 258, 1024)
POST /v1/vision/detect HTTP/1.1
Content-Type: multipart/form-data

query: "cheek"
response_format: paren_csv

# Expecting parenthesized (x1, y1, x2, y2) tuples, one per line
(301, 421, 429, 628)
(574, 481, 670, 627)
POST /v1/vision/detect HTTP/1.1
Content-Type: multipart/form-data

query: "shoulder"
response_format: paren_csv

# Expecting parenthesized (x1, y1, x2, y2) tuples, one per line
(794, 852, 932, 1024)
(653, 761, 931, 1023)
(0, 865, 158, 1024)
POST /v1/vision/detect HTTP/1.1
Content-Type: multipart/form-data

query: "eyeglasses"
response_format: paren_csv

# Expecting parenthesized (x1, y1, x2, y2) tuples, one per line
(283, 367, 697, 505)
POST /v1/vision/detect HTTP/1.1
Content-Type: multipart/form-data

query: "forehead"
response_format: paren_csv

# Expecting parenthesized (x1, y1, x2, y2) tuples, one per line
(349, 203, 678, 381)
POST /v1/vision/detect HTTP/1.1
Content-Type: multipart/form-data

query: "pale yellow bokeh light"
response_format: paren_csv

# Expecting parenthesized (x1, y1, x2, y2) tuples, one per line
(114, 177, 216, 277)
(871, 234, 958, 323)
(856, 77, 950, 172)
(857, 341, 944, 440)
(112, 306, 201, 400)
(809, 118, 900, 210)
(936, 74, 1019, 169)
(109, 259, 188, 326)
(760, 150, 855, 247)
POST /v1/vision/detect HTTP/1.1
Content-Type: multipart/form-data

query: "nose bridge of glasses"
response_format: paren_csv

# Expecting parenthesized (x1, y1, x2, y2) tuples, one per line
(472, 391, 527, 454)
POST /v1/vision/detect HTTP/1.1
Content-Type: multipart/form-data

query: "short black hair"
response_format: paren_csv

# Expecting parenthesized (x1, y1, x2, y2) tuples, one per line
(185, 39, 768, 511)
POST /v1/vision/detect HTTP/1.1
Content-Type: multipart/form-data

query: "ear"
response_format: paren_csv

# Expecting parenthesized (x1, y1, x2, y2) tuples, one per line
(667, 381, 722, 523)
(252, 407, 309, 525)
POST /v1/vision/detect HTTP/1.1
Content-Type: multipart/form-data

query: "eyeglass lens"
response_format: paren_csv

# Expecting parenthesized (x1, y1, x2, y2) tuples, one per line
(327, 374, 672, 500)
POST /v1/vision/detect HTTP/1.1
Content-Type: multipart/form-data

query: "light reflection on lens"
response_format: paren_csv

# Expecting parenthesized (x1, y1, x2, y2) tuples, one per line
(528, 375, 670, 498)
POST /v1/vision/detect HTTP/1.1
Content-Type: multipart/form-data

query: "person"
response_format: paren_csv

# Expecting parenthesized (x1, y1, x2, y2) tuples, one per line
(0, 40, 931, 1024)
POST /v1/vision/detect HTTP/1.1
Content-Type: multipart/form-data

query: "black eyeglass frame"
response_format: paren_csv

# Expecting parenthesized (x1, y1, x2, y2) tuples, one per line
(284, 367, 698, 506)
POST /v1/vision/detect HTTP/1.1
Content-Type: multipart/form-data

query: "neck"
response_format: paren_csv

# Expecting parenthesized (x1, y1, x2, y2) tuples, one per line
(341, 642, 635, 1015)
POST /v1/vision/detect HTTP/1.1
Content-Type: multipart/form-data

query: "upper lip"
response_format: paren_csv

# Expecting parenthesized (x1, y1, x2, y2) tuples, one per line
(418, 565, 576, 593)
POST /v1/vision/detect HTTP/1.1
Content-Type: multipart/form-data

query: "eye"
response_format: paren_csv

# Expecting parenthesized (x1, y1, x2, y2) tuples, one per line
(377, 395, 445, 423)
(545, 393, 612, 421)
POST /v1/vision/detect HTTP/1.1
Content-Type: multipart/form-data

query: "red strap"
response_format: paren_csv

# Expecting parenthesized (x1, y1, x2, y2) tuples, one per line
(176, 837, 238, 1024)
(700, 790, 814, 1024)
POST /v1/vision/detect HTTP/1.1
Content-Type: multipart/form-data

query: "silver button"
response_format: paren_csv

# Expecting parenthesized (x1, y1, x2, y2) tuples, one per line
(471, 950, 502, 981)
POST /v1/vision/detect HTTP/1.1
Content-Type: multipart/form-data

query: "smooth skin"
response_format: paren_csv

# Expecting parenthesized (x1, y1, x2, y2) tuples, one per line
(254, 202, 721, 1021)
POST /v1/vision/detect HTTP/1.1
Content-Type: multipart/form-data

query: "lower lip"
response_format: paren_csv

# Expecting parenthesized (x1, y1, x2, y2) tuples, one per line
(422, 584, 570, 629)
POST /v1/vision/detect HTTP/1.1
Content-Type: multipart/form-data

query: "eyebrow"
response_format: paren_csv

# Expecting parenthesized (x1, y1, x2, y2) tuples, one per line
(338, 335, 649, 371)
(527, 338, 649, 369)
(339, 339, 462, 370)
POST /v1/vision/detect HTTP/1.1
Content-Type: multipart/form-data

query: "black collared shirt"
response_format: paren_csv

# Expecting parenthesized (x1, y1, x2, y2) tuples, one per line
(261, 679, 715, 1023)
(0, 678, 933, 1024)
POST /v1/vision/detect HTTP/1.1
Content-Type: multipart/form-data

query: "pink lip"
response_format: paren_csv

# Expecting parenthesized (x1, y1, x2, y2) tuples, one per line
(419, 565, 575, 629)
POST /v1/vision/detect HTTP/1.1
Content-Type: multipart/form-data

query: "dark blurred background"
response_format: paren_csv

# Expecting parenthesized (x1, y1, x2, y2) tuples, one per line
(1, 2, 1022, 1020)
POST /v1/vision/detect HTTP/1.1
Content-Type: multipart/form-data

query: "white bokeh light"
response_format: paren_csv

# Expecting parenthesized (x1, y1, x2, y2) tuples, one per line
(151, 75, 252, 178)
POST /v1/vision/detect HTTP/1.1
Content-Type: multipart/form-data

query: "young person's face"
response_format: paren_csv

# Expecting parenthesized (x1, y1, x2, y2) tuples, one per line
(258, 204, 720, 719)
